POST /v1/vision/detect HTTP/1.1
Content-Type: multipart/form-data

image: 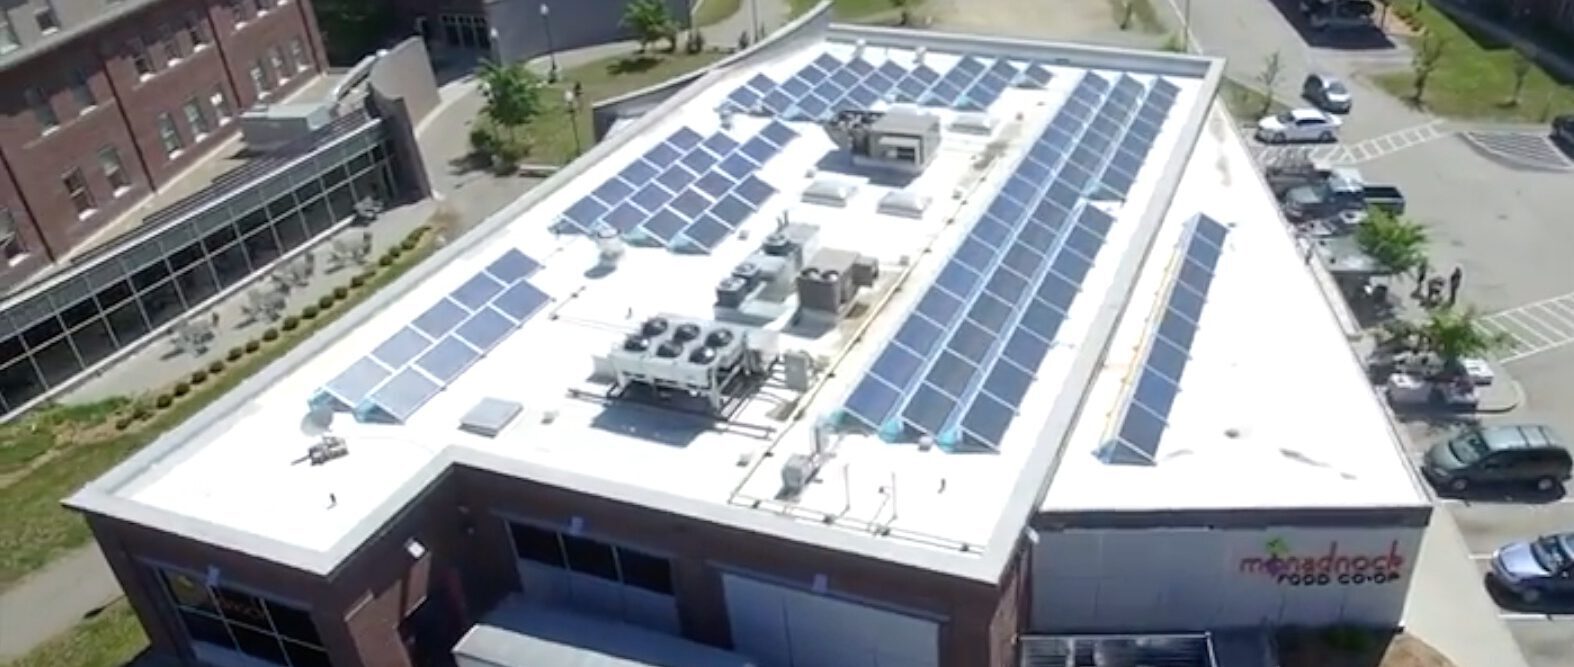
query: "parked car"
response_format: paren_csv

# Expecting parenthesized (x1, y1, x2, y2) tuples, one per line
(1278, 167, 1404, 220)
(1256, 108, 1342, 144)
(1553, 114, 1574, 153)
(1306, 0, 1377, 30)
(1421, 423, 1572, 493)
(1302, 73, 1353, 113)
(1489, 533, 1574, 602)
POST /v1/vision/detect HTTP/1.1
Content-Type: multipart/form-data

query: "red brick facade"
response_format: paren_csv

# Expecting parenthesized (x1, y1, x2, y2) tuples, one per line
(87, 465, 1026, 667)
(0, 0, 324, 292)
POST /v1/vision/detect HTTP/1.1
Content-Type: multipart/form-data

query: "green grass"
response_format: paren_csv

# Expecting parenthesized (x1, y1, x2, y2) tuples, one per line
(2, 600, 147, 667)
(1370, 2, 1574, 121)
(0, 234, 438, 591)
(1219, 78, 1290, 121)
(693, 0, 743, 27)
(789, 0, 919, 21)
(1107, 0, 1164, 34)
(519, 51, 726, 165)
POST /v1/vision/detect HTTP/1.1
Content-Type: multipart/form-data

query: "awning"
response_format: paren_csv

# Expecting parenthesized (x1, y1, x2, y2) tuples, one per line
(452, 596, 758, 667)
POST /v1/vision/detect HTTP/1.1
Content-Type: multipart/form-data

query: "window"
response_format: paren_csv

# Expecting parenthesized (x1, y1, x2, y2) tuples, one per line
(63, 168, 95, 217)
(228, 0, 251, 25)
(69, 68, 96, 111)
(157, 113, 183, 157)
(0, 15, 18, 54)
(129, 38, 154, 77)
(25, 88, 59, 132)
(35, 6, 60, 34)
(159, 569, 330, 667)
(159, 23, 182, 63)
(249, 61, 270, 97)
(267, 47, 287, 83)
(253, 0, 271, 14)
(616, 547, 675, 595)
(183, 98, 210, 139)
(0, 208, 25, 261)
(210, 86, 232, 124)
(510, 523, 566, 567)
(183, 11, 208, 48)
(288, 38, 309, 73)
(99, 146, 130, 193)
(506, 522, 676, 596)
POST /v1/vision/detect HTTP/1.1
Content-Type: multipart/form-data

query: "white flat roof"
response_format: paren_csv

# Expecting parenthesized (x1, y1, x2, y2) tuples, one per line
(71, 18, 1415, 583)
(1038, 108, 1429, 514)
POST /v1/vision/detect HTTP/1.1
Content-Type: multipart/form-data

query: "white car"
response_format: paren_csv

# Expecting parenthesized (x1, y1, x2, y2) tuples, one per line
(1256, 108, 1342, 144)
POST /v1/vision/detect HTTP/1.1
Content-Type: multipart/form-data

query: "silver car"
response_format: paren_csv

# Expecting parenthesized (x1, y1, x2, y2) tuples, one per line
(1491, 533, 1574, 602)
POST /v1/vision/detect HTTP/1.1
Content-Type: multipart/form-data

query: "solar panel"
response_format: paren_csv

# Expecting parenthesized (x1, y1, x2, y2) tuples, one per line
(415, 337, 481, 384)
(925, 351, 978, 398)
(876, 60, 907, 81)
(894, 316, 943, 357)
(695, 172, 735, 199)
(725, 87, 761, 111)
(452, 273, 505, 310)
(735, 175, 776, 207)
(740, 137, 779, 164)
(631, 182, 674, 213)
(844, 376, 902, 427)
(619, 159, 659, 186)
(953, 56, 986, 77)
(872, 345, 925, 389)
(1020, 63, 1054, 88)
(703, 132, 740, 157)
(656, 165, 697, 193)
(645, 142, 680, 167)
(916, 287, 963, 325)
(561, 197, 607, 231)
(798, 62, 829, 85)
(493, 281, 550, 322)
(844, 85, 880, 108)
(680, 149, 718, 174)
(592, 178, 635, 208)
(847, 58, 875, 76)
(949, 321, 994, 363)
(487, 249, 541, 283)
(812, 53, 842, 71)
(894, 77, 927, 100)
(456, 308, 514, 352)
(961, 394, 1013, 445)
(643, 209, 688, 243)
(1002, 329, 1049, 371)
(362, 368, 442, 422)
(781, 76, 811, 97)
(324, 358, 391, 406)
(718, 154, 757, 180)
(682, 215, 731, 250)
(743, 73, 774, 92)
(668, 127, 703, 151)
(760, 121, 798, 147)
(604, 202, 647, 232)
(413, 298, 468, 338)
(904, 385, 958, 433)
(935, 262, 981, 298)
(761, 89, 793, 114)
(710, 194, 752, 227)
(670, 189, 711, 220)
(829, 67, 861, 89)
(982, 360, 1032, 407)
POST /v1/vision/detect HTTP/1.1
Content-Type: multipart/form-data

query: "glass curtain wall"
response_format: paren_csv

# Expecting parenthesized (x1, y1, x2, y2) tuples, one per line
(0, 122, 396, 416)
(158, 568, 331, 667)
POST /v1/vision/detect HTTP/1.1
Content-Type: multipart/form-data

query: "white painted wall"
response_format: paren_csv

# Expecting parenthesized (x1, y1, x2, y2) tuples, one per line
(722, 573, 941, 667)
(1030, 525, 1425, 632)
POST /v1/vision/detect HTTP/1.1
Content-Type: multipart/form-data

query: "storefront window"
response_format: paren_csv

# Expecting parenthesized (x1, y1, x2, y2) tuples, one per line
(159, 569, 330, 667)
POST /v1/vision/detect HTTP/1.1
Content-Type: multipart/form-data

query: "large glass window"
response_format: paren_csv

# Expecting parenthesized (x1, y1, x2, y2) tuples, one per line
(507, 522, 675, 596)
(159, 569, 330, 667)
(0, 355, 44, 414)
(184, 98, 211, 140)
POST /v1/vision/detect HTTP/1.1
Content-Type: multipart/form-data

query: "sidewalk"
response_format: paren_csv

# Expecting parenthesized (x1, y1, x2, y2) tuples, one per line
(0, 547, 117, 661)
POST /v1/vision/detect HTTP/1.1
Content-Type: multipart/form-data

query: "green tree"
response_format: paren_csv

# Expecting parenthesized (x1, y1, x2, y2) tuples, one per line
(1416, 307, 1511, 367)
(892, 0, 914, 25)
(313, 0, 395, 65)
(1508, 50, 1533, 107)
(1411, 33, 1449, 103)
(623, 0, 678, 53)
(476, 60, 544, 140)
(1355, 207, 1429, 276)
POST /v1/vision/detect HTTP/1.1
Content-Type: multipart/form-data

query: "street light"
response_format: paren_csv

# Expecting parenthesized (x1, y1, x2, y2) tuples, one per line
(539, 3, 559, 83)
(564, 85, 583, 158)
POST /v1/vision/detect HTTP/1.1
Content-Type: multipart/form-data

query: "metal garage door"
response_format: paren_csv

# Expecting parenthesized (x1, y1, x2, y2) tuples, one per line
(722, 574, 940, 667)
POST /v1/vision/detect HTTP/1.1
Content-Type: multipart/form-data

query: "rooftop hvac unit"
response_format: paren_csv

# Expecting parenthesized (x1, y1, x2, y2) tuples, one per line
(802, 179, 860, 208)
(594, 227, 625, 265)
(459, 398, 524, 438)
(715, 275, 750, 309)
(950, 112, 997, 136)
(307, 435, 349, 465)
(796, 248, 874, 320)
(604, 316, 767, 412)
(878, 190, 932, 219)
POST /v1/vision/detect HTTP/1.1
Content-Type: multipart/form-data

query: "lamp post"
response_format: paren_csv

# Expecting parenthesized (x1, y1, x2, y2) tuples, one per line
(565, 85, 583, 158)
(539, 3, 559, 83)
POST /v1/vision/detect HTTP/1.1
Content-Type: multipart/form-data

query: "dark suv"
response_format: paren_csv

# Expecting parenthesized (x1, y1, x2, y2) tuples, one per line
(1423, 424, 1571, 493)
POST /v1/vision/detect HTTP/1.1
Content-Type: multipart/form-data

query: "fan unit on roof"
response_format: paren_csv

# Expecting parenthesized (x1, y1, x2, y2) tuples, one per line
(603, 316, 774, 413)
(641, 316, 670, 338)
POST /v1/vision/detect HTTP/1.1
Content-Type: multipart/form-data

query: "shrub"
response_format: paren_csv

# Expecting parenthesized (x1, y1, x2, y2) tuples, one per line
(407, 227, 428, 244)
(387, 245, 404, 259)
(132, 404, 152, 421)
(303, 305, 321, 319)
(282, 316, 301, 332)
(114, 416, 134, 431)
(401, 237, 419, 251)
(262, 328, 280, 342)
(245, 340, 261, 353)
(208, 360, 225, 374)
(191, 370, 208, 385)
(379, 254, 396, 267)
(155, 394, 174, 409)
(350, 274, 367, 288)
(173, 382, 191, 397)
(227, 347, 244, 362)
(318, 295, 335, 310)
(333, 286, 350, 300)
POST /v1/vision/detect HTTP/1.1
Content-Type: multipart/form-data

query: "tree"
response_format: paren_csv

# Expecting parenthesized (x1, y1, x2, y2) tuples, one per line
(1258, 51, 1283, 116)
(1355, 207, 1429, 276)
(1416, 306, 1511, 368)
(476, 60, 544, 139)
(1508, 50, 1533, 106)
(623, 0, 678, 53)
(892, 0, 914, 26)
(1411, 33, 1449, 103)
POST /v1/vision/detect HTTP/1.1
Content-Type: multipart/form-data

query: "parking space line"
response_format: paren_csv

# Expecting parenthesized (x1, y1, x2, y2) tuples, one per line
(1500, 312, 1558, 346)
(1533, 304, 1574, 330)
(1493, 313, 1553, 347)
(1513, 309, 1571, 341)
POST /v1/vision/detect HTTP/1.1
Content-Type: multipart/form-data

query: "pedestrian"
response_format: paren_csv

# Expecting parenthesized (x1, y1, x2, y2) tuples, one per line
(1448, 266, 1464, 305)
(1426, 276, 1445, 306)
(1413, 259, 1429, 298)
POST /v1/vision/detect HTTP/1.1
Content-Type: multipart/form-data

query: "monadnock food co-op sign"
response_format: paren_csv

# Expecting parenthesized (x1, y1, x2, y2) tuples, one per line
(1237, 537, 1407, 586)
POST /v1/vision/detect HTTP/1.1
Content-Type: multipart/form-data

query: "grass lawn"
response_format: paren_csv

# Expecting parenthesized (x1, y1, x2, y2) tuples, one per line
(1219, 78, 1290, 121)
(693, 0, 742, 27)
(514, 51, 726, 166)
(1370, 3, 1574, 121)
(789, 0, 918, 20)
(4, 600, 148, 667)
(0, 230, 439, 591)
(1106, 0, 1165, 33)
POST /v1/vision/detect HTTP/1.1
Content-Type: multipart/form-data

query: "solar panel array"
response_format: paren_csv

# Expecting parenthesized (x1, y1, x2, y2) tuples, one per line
(721, 52, 1056, 121)
(1104, 215, 1230, 465)
(316, 249, 550, 424)
(839, 72, 1182, 451)
(555, 123, 797, 253)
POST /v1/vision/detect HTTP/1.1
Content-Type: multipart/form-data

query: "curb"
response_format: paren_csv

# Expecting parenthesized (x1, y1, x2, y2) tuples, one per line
(1470, 361, 1527, 415)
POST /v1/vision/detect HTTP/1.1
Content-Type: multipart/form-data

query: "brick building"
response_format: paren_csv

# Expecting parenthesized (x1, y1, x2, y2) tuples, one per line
(0, 0, 326, 293)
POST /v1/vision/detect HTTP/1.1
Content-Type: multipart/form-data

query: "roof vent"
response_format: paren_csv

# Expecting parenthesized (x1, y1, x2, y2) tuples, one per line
(459, 398, 523, 438)
(802, 178, 859, 208)
(879, 190, 932, 219)
(307, 435, 349, 465)
(705, 328, 736, 348)
(689, 346, 718, 365)
(622, 334, 650, 352)
(914, 46, 927, 65)
(656, 340, 686, 358)
(641, 317, 670, 338)
(672, 322, 702, 343)
(762, 233, 793, 257)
